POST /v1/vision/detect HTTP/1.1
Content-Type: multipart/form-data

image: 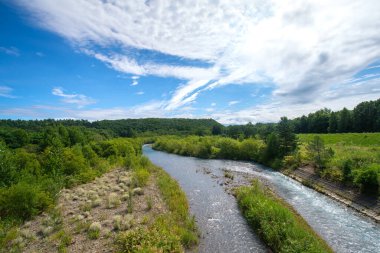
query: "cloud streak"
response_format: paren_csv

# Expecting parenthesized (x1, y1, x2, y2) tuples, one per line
(52, 87, 96, 108)
(0, 86, 17, 98)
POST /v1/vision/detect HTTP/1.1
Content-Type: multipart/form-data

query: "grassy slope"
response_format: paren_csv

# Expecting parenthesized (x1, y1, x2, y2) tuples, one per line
(297, 133, 380, 184)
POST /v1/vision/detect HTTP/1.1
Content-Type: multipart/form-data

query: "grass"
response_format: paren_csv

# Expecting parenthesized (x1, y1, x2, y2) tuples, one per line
(154, 165, 199, 248)
(297, 133, 380, 194)
(236, 180, 333, 253)
(298, 133, 380, 146)
(114, 165, 199, 252)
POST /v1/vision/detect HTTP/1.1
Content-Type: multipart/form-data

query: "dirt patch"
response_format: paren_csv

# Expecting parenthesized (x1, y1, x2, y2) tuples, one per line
(18, 168, 168, 253)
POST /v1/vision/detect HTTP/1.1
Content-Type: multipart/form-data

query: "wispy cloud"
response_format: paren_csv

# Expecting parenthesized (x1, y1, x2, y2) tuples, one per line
(228, 100, 240, 106)
(131, 75, 139, 86)
(0, 86, 17, 98)
(14, 0, 380, 119)
(52, 87, 96, 108)
(136, 91, 144, 95)
(0, 46, 20, 56)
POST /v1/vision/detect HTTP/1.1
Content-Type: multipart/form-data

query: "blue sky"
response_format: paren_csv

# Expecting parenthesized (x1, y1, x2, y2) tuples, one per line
(1, 0, 380, 124)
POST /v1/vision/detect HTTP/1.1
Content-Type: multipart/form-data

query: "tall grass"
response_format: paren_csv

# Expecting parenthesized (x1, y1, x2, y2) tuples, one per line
(236, 180, 333, 253)
(154, 165, 198, 248)
(298, 133, 380, 146)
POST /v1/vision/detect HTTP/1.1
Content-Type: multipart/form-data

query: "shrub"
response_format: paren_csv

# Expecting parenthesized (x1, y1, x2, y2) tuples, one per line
(106, 193, 120, 209)
(133, 168, 150, 187)
(354, 165, 379, 195)
(88, 222, 101, 240)
(115, 224, 182, 252)
(0, 182, 53, 220)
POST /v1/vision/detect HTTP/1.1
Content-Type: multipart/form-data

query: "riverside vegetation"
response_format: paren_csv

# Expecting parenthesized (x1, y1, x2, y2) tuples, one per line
(236, 180, 333, 253)
(0, 124, 197, 252)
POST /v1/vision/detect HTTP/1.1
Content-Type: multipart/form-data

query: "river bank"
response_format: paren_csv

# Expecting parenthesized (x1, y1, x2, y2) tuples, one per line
(284, 166, 380, 223)
(145, 146, 380, 253)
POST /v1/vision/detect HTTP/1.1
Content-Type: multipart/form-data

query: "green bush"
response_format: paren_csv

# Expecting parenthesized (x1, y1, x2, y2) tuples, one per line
(354, 165, 379, 194)
(0, 182, 53, 220)
(115, 222, 182, 253)
(133, 168, 150, 187)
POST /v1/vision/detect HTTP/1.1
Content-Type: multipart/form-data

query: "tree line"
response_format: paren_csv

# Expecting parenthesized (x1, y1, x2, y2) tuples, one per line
(219, 98, 380, 139)
(0, 118, 222, 137)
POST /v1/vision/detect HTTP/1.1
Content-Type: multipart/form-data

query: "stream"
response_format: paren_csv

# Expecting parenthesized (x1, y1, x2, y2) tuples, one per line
(143, 145, 380, 253)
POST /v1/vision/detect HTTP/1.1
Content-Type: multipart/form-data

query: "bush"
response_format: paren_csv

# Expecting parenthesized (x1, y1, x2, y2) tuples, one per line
(354, 165, 379, 195)
(133, 168, 150, 187)
(0, 182, 53, 220)
(115, 220, 182, 252)
(88, 222, 101, 240)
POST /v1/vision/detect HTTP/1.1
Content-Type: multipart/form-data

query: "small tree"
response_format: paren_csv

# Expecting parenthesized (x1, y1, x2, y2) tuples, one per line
(277, 117, 297, 156)
(306, 136, 334, 173)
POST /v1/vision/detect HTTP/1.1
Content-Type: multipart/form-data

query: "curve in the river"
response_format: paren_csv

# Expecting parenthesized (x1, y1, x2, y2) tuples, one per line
(143, 146, 380, 253)
(144, 145, 266, 253)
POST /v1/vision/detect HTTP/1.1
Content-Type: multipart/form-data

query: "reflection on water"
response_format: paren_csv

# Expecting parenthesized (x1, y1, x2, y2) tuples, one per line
(144, 146, 380, 253)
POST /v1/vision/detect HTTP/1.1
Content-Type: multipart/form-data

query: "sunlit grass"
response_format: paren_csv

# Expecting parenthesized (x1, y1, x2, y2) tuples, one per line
(236, 180, 333, 253)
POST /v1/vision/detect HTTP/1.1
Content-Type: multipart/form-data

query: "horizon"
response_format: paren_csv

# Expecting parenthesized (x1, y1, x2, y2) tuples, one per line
(1, 1, 380, 124)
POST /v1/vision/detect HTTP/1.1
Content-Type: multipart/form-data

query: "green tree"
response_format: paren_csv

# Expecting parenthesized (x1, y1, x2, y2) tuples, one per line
(338, 107, 352, 133)
(306, 136, 334, 172)
(264, 133, 280, 162)
(328, 112, 338, 133)
(277, 117, 297, 156)
(211, 125, 222, 135)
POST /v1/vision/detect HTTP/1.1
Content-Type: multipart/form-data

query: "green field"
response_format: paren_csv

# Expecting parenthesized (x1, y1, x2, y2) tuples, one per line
(298, 133, 380, 146)
(297, 133, 380, 194)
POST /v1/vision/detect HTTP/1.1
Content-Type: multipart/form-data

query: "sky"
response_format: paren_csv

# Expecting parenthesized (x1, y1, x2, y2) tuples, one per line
(0, 0, 380, 124)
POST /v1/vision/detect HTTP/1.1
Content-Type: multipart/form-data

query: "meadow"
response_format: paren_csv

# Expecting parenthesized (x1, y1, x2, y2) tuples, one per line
(297, 133, 380, 193)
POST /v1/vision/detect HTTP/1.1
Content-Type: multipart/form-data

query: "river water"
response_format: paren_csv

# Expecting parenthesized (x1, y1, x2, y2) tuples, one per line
(143, 145, 380, 253)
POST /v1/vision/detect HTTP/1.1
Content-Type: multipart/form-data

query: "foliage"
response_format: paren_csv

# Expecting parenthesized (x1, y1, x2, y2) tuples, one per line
(0, 182, 53, 220)
(115, 217, 182, 253)
(353, 165, 379, 195)
(236, 180, 333, 253)
(154, 166, 198, 248)
(133, 168, 150, 187)
(277, 117, 298, 157)
(306, 136, 334, 171)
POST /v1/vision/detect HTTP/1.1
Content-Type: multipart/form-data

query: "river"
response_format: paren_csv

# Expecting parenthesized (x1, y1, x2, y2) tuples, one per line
(143, 145, 380, 253)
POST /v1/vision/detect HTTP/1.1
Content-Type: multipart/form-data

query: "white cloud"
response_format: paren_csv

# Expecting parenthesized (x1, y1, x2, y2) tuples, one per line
(228, 100, 240, 106)
(52, 87, 96, 108)
(0, 86, 17, 98)
(0, 46, 19, 56)
(14, 0, 380, 118)
(131, 75, 139, 86)
(136, 91, 144, 95)
(211, 102, 216, 106)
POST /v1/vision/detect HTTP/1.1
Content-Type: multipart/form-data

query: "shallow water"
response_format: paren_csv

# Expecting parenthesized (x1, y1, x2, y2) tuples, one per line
(143, 146, 380, 253)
